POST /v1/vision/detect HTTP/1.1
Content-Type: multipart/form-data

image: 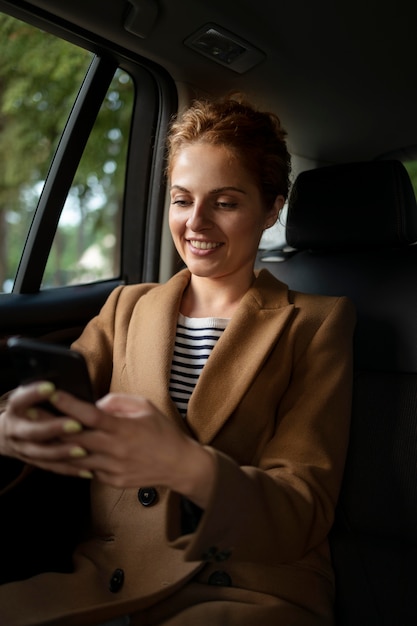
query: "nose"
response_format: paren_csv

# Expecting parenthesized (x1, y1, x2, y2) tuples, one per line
(186, 200, 211, 231)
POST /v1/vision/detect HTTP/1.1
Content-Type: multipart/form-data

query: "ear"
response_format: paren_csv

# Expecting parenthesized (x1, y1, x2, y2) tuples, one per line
(264, 195, 285, 229)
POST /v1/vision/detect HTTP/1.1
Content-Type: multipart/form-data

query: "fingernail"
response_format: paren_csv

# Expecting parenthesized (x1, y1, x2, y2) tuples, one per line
(79, 470, 93, 479)
(69, 446, 88, 458)
(63, 420, 83, 434)
(37, 382, 55, 395)
(26, 408, 38, 420)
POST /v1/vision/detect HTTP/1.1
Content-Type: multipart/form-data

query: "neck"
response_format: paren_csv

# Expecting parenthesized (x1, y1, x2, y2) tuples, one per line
(181, 272, 256, 318)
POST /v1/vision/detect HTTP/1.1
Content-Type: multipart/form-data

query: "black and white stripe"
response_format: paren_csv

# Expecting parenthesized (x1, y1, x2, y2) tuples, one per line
(169, 313, 229, 417)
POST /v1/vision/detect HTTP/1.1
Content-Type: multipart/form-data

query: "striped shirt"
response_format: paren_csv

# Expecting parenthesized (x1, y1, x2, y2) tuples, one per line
(169, 313, 230, 417)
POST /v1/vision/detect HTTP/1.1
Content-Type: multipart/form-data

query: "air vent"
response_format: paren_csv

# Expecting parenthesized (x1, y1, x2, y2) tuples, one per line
(184, 23, 265, 74)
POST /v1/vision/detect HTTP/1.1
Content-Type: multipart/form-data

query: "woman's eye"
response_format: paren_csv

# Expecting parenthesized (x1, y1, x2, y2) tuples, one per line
(172, 198, 191, 207)
(216, 201, 238, 209)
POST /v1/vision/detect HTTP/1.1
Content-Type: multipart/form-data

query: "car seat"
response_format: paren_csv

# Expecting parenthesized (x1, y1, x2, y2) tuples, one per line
(258, 160, 417, 626)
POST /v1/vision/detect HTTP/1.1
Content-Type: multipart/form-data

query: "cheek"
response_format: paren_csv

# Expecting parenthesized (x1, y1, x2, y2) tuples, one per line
(168, 211, 175, 233)
(239, 216, 267, 240)
(168, 210, 181, 236)
(169, 212, 188, 253)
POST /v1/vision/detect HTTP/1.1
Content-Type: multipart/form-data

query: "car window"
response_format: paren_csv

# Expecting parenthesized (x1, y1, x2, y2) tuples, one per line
(0, 14, 93, 292)
(403, 160, 417, 199)
(42, 68, 133, 289)
(259, 203, 288, 251)
(0, 14, 134, 292)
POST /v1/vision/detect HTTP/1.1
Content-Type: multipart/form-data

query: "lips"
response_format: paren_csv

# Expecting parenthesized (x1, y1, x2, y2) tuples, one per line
(189, 239, 222, 250)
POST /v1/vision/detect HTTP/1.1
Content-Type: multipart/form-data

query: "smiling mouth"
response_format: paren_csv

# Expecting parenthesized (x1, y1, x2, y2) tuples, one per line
(189, 240, 222, 250)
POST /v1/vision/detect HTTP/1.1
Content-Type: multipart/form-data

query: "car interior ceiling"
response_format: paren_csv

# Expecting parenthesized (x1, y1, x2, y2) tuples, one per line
(4, 0, 417, 165)
(1, 1, 417, 625)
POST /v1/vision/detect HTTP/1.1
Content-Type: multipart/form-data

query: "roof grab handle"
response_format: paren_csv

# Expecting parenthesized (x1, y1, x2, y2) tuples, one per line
(124, 0, 158, 39)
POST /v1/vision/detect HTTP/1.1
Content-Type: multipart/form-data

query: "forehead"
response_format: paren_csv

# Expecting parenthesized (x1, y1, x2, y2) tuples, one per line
(172, 142, 233, 164)
(170, 143, 255, 187)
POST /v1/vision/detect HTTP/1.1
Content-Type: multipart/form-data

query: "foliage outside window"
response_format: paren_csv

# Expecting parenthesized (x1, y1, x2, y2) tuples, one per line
(0, 15, 92, 291)
(42, 68, 133, 289)
(403, 161, 417, 201)
(0, 14, 134, 292)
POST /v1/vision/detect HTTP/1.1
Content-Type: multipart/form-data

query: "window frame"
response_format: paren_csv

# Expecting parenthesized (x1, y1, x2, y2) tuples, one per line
(0, 2, 177, 342)
(12, 55, 119, 293)
(0, 2, 177, 297)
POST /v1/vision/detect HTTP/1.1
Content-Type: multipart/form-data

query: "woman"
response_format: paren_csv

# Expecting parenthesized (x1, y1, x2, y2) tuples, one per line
(0, 96, 355, 625)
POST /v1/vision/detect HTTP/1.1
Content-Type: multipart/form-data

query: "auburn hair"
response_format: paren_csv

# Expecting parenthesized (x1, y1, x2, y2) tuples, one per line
(166, 94, 291, 209)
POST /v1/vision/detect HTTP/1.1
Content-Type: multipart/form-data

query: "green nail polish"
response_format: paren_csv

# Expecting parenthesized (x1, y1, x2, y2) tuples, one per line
(37, 382, 55, 395)
(79, 470, 93, 479)
(70, 446, 88, 458)
(63, 420, 83, 434)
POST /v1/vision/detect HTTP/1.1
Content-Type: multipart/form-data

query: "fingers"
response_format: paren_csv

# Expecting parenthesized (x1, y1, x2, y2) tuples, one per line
(6, 383, 85, 440)
(3, 387, 177, 487)
(96, 393, 153, 418)
(3, 412, 86, 465)
(17, 454, 94, 481)
(8, 381, 102, 429)
(1, 383, 115, 482)
(9, 413, 83, 442)
(9, 381, 57, 419)
(2, 382, 88, 466)
(50, 389, 112, 429)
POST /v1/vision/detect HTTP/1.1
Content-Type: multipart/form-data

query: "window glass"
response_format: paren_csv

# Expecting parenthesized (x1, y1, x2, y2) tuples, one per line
(259, 203, 288, 251)
(42, 69, 134, 288)
(0, 14, 93, 292)
(403, 161, 417, 199)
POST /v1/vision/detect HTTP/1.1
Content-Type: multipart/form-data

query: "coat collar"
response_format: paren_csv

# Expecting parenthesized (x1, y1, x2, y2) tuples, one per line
(126, 269, 294, 443)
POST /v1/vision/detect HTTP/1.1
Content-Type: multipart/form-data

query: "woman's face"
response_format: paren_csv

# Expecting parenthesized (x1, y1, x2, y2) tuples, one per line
(169, 143, 282, 284)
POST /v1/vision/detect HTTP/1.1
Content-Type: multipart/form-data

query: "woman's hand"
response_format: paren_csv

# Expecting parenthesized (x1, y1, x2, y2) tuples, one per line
(70, 391, 215, 509)
(0, 384, 215, 508)
(0, 381, 86, 468)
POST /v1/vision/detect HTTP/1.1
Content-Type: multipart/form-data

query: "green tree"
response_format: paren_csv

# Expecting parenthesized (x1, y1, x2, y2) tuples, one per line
(0, 13, 133, 291)
(404, 161, 417, 199)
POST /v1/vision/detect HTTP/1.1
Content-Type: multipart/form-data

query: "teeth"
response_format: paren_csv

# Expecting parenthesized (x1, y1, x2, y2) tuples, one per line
(190, 240, 221, 250)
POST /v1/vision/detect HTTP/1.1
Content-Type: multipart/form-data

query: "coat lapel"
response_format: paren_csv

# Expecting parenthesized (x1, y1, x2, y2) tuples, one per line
(125, 269, 294, 443)
(186, 271, 294, 443)
(125, 270, 190, 427)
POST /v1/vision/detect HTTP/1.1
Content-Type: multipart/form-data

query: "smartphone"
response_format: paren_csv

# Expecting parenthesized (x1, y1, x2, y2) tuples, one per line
(7, 337, 94, 413)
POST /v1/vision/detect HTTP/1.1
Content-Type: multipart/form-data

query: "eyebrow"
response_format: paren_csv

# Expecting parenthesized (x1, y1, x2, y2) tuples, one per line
(170, 185, 246, 194)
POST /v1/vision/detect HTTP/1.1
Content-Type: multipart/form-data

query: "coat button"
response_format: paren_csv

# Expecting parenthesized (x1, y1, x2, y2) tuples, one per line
(138, 487, 158, 506)
(208, 570, 232, 587)
(215, 549, 232, 562)
(202, 546, 218, 561)
(109, 568, 124, 593)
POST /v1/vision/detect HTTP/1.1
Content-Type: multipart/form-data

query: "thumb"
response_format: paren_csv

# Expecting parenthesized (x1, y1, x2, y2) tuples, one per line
(96, 393, 146, 418)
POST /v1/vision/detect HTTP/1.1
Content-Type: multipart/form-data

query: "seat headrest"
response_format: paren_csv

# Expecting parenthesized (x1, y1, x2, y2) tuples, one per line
(286, 160, 417, 250)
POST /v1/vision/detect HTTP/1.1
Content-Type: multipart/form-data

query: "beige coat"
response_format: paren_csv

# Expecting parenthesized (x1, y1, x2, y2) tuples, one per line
(0, 269, 355, 626)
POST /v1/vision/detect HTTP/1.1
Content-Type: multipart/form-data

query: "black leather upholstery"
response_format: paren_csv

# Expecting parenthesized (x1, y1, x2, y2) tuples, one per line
(260, 161, 417, 372)
(286, 160, 417, 249)
(258, 160, 417, 626)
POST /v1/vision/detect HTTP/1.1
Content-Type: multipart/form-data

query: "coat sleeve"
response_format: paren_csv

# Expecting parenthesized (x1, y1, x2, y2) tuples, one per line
(71, 285, 125, 399)
(0, 283, 152, 495)
(72, 283, 156, 399)
(167, 295, 356, 566)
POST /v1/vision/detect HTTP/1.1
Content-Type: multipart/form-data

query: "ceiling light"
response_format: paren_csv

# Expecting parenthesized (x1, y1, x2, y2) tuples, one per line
(184, 23, 265, 74)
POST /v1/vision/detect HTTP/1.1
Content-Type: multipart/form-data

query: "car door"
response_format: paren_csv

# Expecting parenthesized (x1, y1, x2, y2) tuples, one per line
(0, 3, 177, 397)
